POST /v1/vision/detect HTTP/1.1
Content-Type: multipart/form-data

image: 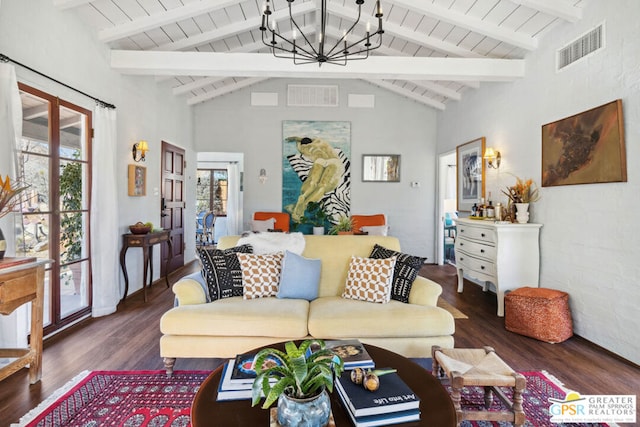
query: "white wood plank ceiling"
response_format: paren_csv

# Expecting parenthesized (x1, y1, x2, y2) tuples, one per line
(53, 0, 585, 109)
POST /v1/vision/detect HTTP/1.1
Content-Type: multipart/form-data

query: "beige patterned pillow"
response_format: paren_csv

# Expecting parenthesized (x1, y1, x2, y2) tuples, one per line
(237, 252, 284, 299)
(342, 255, 397, 303)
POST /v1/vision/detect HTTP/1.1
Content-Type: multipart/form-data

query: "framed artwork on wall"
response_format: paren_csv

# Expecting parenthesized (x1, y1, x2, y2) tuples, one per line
(362, 154, 401, 182)
(542, 99, 627, 187)
(456, 137, 485, 212)
(128, 164, 146, 196)
(282, 120, 351, 225)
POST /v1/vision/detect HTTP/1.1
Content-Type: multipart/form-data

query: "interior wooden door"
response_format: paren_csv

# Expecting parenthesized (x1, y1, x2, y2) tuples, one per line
(161, 141, 185, 275)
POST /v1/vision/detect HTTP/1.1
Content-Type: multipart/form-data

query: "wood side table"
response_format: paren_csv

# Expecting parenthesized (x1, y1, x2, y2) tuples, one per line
(119, 230, 172, 302)
(191, 343, 456, 426)
(0, 258, 48, 384)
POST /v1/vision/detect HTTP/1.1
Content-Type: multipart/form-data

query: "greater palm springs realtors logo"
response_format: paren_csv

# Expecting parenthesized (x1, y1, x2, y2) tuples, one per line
(549, 391, 636, 423)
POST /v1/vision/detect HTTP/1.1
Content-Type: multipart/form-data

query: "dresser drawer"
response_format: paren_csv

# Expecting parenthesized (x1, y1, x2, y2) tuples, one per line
(456, 251, 496, 278)
(455, 238, 496, 260)
(456, 223, 496, 244)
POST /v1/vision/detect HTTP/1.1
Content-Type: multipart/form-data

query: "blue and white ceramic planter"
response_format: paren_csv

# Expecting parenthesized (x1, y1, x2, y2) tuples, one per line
(277, 389, 331, 427)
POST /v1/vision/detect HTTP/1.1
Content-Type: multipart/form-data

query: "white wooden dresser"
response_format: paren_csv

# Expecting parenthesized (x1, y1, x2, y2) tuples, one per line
(454, 218, 542, 316)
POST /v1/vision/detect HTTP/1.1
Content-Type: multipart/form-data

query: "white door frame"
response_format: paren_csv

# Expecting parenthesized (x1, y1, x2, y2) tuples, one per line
(436, 150, 457, 265)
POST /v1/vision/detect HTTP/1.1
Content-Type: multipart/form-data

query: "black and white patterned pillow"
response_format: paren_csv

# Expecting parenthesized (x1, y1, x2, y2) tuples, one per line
(198, 244, 253, 301)
(369, 244, 426, 303)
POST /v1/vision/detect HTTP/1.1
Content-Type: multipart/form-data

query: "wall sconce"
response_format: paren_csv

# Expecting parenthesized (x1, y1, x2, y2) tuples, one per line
(483, 147, 501, 169)
(132, 140, 149, 162)
(259, 168, 268, 184)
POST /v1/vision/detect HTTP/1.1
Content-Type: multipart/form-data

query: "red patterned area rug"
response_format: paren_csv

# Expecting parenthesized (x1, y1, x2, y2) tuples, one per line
(13, 369, 611, 427)
(13, 370, 209, 427)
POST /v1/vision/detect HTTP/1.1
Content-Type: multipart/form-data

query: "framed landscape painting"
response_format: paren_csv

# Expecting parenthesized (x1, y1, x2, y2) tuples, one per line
(456, 137, 485, 212)
(542, 100, 627, 187)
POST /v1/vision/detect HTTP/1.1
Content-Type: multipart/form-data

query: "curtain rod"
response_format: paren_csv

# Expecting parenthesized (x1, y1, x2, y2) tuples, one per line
(1, 53, 116, 110)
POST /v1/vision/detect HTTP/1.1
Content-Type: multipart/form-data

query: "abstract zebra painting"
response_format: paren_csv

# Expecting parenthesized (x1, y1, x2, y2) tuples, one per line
(282, 121, 351, 227)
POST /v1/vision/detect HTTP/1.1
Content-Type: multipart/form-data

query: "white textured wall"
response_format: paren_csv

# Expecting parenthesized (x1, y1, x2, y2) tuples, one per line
(0, 0, 196, 299)
(437, 1, 640, 364)
(194, 78, 438, 258)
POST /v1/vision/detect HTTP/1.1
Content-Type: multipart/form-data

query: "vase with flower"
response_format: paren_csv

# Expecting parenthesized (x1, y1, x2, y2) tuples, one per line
(0, 175, 29, 259)
(501, 176, 540, 223)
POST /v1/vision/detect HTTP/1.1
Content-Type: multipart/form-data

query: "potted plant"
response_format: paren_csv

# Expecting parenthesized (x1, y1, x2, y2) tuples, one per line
(251, 339, 344, 427)
(0, 175, 29, 260)
(328, 215, 353, 235)
(306, 201, 328, 235)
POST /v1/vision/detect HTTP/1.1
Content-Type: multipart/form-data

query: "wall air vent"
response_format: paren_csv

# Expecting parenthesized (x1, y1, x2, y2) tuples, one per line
(557, 23, 604, 71)
(287, 85, 339, 107)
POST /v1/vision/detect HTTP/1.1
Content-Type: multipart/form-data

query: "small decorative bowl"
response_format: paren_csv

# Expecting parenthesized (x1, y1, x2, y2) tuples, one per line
(129, 222, 151, 234)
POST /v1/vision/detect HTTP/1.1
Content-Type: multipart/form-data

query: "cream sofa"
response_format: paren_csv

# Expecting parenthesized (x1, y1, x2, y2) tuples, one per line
(160, 235, 455, 374)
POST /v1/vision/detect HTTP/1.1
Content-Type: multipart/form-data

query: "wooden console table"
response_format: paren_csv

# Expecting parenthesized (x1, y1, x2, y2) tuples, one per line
(119, 230, 172, 302)
(0, 257, 48, 384)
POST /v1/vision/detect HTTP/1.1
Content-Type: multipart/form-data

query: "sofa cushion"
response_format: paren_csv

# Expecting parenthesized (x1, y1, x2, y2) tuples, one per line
(308, 296, 455, 338)
(237, 252, 284, 299)
(342, 255, 397, 304)
(198, 244, 253, 301)
(161, 297, 310, 337)
(277, 251, 321, 301)
(370, 244, 426, 303)
(251, 218, 276, 232)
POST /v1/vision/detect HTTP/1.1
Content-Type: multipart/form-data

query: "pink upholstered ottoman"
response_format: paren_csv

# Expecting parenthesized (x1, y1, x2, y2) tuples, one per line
(505, 287, 573, 343)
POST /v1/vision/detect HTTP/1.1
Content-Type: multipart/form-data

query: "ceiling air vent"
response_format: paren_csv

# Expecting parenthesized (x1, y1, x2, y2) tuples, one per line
(557, 23, 604, 71)
(287, 85, 339, 107)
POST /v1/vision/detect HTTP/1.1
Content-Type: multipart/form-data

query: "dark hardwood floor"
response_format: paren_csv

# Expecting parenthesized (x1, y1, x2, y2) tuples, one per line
(1, 262, 638, 426)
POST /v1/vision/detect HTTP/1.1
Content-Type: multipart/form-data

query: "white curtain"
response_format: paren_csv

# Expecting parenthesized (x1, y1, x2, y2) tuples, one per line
(0, 62, 27, 348)
(226, 162, 241, 235)
(91, 105, 120, 317)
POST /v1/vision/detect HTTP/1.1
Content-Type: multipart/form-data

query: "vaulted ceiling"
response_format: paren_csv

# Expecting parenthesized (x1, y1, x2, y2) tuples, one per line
(53, 0, 585, 109)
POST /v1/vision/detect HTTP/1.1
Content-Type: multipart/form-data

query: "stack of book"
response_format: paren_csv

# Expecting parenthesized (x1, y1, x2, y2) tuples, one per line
(335, 370, 421, 427)
(217, 353, 278, 401)
(325, 339, 374, 370)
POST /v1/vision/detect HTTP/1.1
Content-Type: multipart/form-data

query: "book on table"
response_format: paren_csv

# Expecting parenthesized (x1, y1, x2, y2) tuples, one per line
(335, 369, 420, 418)
(217, 353, 281, 401)
(324, 339, 374, 370)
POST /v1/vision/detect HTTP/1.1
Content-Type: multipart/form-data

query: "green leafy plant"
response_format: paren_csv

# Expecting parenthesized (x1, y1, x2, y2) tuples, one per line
(328, 215, 353, 235)
(304, 201, 328, 227)
(59, 154, 83, 263)
(251, 339, 344, 409)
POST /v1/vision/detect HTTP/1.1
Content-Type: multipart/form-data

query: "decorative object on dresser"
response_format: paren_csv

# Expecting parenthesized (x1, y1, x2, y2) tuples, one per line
(455, 218, 542, 316)
(502, 176, 540, 223)
(456, 137, 485, 212)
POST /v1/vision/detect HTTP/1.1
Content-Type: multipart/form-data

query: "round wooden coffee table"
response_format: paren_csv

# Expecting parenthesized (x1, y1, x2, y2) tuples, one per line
(191, 343, 456, 426)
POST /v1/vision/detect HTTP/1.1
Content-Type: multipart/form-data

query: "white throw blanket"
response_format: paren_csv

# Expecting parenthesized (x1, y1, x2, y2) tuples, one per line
(237, 232, 306, 255)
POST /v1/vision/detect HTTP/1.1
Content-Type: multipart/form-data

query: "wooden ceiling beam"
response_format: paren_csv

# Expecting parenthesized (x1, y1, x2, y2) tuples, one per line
(153, 2, 315, 52)
(98, 0, 240, 43)
(187, 78, 267, 105)
(52, 0, 93, 10)
(365, 80, 446, 110)
(388, 0, 538, 51)
(110, 50, 525, 82)
(326, 3, 482, 58)
(510, 0, 582, 23)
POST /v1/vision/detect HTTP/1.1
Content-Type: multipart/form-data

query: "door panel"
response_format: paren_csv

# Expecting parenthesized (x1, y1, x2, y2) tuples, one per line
(161, 142, 185, 275)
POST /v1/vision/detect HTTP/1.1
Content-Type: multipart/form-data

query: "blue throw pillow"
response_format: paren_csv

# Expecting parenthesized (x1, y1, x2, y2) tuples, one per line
(277, 250, 321, 301)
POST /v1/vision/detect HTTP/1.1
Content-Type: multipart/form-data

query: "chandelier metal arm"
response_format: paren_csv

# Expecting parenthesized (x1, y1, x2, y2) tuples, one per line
(260, 0, 383, 66)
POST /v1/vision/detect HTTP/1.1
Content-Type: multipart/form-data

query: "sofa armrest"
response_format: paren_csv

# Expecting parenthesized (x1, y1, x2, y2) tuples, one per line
(173, 271, 208, 306)
(408, 276, 443, 306)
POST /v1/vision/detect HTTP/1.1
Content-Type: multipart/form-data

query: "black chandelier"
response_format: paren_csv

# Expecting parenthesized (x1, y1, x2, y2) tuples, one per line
(260, 0, 384, 66)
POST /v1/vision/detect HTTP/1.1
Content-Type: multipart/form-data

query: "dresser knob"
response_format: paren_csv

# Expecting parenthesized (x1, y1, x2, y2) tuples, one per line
(480, 249, 484, 253)
(481, 265, 485, 270)
(460, 242, 464, 246)
(481, 233, 485, 237)
(459, 257, 464, 261)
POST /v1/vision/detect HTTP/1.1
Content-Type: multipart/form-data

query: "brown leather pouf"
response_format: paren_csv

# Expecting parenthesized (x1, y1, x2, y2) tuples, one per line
(505, 287, 573, 343)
